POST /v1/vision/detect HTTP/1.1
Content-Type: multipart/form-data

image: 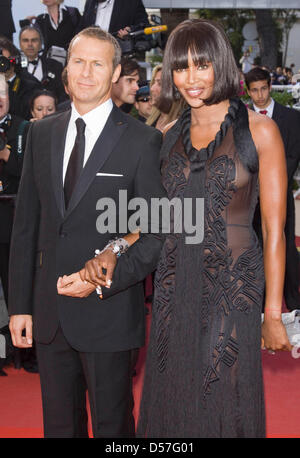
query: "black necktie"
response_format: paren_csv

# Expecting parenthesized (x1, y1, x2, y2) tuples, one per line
(64, 118, 86, 208)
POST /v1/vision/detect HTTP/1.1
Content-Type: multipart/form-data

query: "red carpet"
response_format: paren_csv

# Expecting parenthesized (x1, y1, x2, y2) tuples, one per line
(1, 267, 300, 438)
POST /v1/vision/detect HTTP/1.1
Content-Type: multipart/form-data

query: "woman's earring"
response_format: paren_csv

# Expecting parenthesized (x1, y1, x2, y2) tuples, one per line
(173, 86, 181, 100)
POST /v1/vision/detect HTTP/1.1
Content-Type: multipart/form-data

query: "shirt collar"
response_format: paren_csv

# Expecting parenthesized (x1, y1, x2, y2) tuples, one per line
(70, 98, 113, 131)
(253, 98, 274, 117)
(45, 4, 67, 28)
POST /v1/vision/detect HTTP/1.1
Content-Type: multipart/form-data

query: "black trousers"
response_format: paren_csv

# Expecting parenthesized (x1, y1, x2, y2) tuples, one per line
(36, 326, 135, 438)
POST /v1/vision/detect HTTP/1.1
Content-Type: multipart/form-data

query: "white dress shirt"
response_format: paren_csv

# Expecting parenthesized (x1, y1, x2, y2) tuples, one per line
(63, 98, 113, 183)
(45, 4, 67, 30)
(95, 0, 115, 31)
(253, 98, 275, 118)
(27, 58, 43, 82)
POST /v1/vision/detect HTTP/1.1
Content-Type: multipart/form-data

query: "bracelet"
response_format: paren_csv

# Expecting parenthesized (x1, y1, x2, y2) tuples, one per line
(94, 238, 129, 298)
(95, 237, 129, 258)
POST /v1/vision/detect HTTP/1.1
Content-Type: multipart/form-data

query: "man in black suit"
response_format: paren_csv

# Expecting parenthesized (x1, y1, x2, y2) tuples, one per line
(80, 0, 149, 36)
(19, 26, 66, 104)
(8, 26, 165, 438)
(0, 80, 29, 375)
(245, 67, 300, 311)
(0, 0, 15, 42)
(0, 36, 41, 120)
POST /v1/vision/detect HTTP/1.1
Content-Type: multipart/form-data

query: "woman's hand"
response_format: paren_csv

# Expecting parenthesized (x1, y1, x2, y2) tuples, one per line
(79, 248, 117, 289)
(261, 312, 292, 352)
(57, 272, 96, 298)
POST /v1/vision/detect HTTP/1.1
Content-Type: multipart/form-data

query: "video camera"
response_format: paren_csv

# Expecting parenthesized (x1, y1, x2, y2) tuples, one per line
(0, 49, 28, 74)
(114, 15, 167, 58)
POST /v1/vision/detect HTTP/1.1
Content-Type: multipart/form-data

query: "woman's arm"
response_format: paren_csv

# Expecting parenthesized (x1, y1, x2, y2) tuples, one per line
(57, 232, 140, 298)
(249, 111, 292, 351)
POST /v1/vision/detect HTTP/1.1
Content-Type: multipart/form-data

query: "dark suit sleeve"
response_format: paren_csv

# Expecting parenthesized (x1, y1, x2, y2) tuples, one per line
(8, 123, 41, 316)
(132, 0, 150, 27)
(286, 110, 300, 184)
(102, 128, 166, 299)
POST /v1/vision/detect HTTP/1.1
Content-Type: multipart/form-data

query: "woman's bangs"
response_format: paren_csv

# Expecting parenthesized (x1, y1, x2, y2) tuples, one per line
(170, 29, 212, 70)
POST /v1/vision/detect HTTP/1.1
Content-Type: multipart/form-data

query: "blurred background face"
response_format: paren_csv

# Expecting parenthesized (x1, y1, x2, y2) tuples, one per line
(0, 82, 9, 119)
(134, 95, 152, 119)
(31, 95, 56, 119)
(247, 79, 271, 108)
(112, 71, 139, 106)
(20, 29, 42, 61)
(150, 69, 162, 107)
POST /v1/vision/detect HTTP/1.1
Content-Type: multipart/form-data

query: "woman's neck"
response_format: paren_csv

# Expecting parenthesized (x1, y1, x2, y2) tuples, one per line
(191, 99, 230, 127)
(47, 5, 59, 24)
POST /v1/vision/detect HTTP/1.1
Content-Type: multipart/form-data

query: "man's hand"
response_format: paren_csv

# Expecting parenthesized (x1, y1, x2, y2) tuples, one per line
(57, 272, 96, 298)
(9, 314, 33, 348)
(117, 27, 131, 39)
(79, 248, 117, 289)
(0, 146, 10, 162)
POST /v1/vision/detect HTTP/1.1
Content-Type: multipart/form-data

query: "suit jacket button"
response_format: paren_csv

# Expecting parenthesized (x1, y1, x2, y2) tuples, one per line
(59, 231, 67, 238)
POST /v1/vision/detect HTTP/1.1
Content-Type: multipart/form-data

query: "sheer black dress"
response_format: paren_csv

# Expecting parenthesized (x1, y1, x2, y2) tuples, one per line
(137, 98, 266, 438)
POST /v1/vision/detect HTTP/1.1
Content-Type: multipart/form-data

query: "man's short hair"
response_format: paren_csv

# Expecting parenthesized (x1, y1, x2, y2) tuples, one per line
(245, 67, 271, 89)
(67, 26, 122, 71)
(119, 57, 140, 78)
(19, 25, 44, 45)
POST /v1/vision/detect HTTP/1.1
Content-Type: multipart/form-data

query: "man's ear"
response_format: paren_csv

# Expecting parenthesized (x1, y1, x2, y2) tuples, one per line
(112, 64, 121, 84)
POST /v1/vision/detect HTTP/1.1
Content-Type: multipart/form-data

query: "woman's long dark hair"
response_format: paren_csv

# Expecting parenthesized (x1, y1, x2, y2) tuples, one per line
(159, 19, 241, 113)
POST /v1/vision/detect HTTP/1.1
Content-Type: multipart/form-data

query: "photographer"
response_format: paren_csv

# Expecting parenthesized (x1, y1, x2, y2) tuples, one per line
(0, 36, 40, 120)
(19, 26, 67, 104)
(0, 80, 29, 375)
(80, 0, 149, 36)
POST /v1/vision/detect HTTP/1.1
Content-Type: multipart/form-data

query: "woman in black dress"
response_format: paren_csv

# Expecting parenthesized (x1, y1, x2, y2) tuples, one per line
(136, 19, 291, 438)
(26, 0, 81, 54)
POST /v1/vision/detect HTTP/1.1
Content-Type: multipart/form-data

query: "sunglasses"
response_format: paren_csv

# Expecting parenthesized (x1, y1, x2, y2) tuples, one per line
(137, 96, 151, 103)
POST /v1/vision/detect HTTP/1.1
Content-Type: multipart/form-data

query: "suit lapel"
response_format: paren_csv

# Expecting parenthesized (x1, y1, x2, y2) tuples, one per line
(64, 105, 128, 219)
(51, 109, 71, 218)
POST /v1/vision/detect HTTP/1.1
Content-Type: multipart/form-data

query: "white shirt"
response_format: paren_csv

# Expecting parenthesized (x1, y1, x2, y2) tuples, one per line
(95, 0, 115, 31)
(44, 4, 67, 30)
(63, 98, 113, 183)
(253, 98, 275, 118)
(27, 58, 43, 82)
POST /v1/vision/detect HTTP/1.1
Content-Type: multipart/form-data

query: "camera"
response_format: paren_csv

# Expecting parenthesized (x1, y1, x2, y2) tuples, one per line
(0, 49, 28, 73)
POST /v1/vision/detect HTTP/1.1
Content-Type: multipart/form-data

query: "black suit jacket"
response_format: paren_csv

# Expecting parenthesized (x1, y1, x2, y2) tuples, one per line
(8, 72, 41, 121)
(271, 101, 300, 186)
(80, 0, 149, 33)
(249, 101, 300, 185)
(0, 115, 29, 242)
(26, 55, 66, 104)
(0, 0, 15, 39)
(8, 104, 166, 352)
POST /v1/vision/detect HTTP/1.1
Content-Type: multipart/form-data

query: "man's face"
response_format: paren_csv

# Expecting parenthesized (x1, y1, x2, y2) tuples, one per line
(67, 35, 121, 114)
(150, 70, 161, 107)
(112, 70, 139, 106)
(247, 79, 271, 109)
(134, 94, 152, 119)
(0, 85, 9, 119)
(20, 29, 42, 61)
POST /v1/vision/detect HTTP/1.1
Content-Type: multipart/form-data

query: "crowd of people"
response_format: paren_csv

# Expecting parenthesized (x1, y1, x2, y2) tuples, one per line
(0, 0, 299, 440)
